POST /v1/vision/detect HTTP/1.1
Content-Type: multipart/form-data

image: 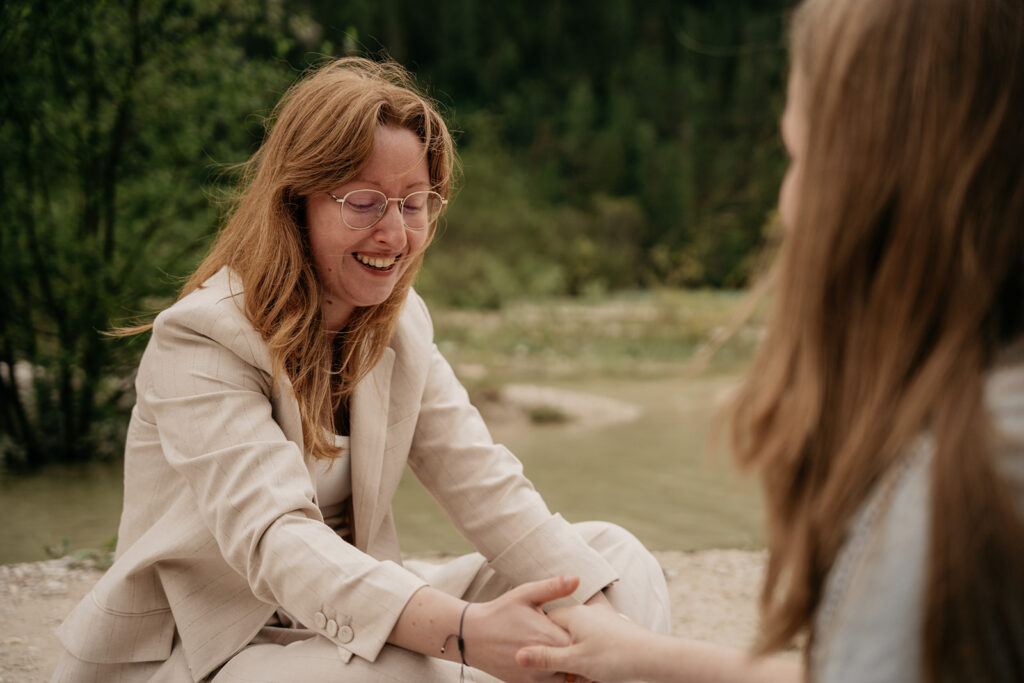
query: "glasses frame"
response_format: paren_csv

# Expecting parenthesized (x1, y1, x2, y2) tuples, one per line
(327, 189, 448, 231)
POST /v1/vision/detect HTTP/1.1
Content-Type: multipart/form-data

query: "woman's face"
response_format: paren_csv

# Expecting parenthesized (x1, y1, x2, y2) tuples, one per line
(306, 125, 431, 331)
(779, 73, 808, 231)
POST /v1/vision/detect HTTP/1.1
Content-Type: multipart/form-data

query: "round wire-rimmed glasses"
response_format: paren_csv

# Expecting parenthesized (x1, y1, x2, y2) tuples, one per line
(327, 189, 447, 231)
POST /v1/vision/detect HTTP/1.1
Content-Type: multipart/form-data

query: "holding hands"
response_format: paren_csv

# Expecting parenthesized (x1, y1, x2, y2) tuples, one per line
(515, 577, 801, 683)
(517, 600, 648, 683)
(464, 575, 583, 682)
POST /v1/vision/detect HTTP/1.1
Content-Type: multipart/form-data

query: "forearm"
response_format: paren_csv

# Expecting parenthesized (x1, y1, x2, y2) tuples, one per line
(388, 585, 468, 664)
(518, 607, 804, 683)
(638, 635, 802, 683)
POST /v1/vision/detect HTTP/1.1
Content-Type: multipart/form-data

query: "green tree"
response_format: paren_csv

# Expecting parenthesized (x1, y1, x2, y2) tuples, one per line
(0, 0, 292, 467)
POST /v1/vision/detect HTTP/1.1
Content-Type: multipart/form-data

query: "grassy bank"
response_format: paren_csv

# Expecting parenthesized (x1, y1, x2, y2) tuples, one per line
(426, 287, 761, 383)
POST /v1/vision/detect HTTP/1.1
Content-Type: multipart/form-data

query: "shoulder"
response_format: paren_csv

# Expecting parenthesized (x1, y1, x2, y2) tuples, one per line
(811, 441, 932, 682)
(150, 267, 271, 373)
(155, 267, 246, 332)
(814, 351, 1024, 682)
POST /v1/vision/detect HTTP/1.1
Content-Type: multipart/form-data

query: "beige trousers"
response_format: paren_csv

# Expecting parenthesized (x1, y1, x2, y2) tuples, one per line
(53, 522, 671, 683)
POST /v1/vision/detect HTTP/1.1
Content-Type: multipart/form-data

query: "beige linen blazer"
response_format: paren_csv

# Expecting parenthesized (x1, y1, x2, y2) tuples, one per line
(56, 268, 618, 681)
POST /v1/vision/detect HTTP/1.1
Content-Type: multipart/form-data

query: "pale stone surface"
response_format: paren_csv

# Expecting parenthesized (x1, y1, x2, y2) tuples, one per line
(0, 550, 771, 682)
(0, 557, 106, 683)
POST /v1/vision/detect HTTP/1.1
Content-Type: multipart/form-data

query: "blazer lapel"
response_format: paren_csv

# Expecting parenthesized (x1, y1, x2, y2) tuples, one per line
(350, 347, 395, 552)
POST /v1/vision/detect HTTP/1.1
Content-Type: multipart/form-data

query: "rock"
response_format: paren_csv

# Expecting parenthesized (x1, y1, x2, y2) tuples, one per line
(0, 549, 775, 683)
(40, 581, 67, 596)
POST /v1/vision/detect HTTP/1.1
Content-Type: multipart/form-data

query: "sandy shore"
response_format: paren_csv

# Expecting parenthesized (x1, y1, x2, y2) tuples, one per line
(0, 549, 769, 682)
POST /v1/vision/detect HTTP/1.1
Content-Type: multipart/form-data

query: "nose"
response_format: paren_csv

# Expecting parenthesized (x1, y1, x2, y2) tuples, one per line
(372, 200, 408, 248)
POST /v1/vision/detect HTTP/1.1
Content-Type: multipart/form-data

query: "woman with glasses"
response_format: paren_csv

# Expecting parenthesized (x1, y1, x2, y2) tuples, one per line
(52, 57, 670, 683)
(515, 0, 1024, 681)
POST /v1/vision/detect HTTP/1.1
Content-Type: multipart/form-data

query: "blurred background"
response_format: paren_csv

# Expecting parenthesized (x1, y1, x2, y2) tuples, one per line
(0, 0, 792, 564)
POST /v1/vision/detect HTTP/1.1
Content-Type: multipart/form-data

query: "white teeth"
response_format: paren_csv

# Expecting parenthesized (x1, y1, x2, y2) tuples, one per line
(356, 253, 397, 269)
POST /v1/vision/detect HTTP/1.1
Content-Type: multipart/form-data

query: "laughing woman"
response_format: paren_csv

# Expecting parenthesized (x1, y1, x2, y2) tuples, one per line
(52, 58, 670, 683)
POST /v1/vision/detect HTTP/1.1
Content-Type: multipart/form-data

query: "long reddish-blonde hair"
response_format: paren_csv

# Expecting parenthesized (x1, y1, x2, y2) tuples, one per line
(167, 58, 453, 461)
(728, 0, 1024, 679)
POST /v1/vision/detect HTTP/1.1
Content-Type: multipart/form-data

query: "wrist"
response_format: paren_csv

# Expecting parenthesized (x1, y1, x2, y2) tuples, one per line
(604, 620, 665, 681)
(440, 601, 471, 666)
(388, 586, 468, 662)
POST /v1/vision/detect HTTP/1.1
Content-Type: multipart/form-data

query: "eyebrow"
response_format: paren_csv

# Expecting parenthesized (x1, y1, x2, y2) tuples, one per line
(355, 178, 432, 192)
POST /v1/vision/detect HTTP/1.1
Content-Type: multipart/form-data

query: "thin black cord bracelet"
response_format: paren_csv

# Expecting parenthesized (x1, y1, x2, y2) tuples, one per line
(441, 602, 471, 681)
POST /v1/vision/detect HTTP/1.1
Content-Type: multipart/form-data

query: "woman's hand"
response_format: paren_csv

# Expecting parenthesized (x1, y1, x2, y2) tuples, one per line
(457, 575, 580, 682)
(517, 603, 805, 683)
(516, 602, 650, 683)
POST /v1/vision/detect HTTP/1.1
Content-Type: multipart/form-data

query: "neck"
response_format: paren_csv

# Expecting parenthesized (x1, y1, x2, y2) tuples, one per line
(322, 301, 355, 333)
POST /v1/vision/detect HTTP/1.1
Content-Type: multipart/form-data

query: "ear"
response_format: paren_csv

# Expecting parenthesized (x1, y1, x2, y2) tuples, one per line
(285, 189, 307, 228)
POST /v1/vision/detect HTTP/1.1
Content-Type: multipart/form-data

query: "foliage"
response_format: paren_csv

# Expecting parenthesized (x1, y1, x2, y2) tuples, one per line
(1, 0, 791, 466)
(0, 0, 293, 467)
(352, 0, 793, 303)
(304, 0, 791, 290)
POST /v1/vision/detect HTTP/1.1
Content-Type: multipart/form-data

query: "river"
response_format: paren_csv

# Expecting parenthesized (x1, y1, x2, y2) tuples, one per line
(0, 373, 764, 564)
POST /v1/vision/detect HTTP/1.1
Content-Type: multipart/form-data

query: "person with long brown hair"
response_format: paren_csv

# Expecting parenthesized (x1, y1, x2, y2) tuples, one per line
(516, 0, 1024, 681)
(51, 57, 670, 682)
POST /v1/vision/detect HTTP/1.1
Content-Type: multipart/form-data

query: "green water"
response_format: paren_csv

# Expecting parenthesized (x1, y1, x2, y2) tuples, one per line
(394, 373, 764, 555)
(0, 373, 763, 565)
(0, 460, 125, 564)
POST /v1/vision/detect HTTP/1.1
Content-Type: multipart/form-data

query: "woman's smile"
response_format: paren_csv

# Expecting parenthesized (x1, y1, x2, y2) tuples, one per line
(354, 251, 401, 271)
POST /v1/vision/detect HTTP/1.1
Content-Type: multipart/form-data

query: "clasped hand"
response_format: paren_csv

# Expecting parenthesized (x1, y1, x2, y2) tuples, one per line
(516, 598, 647, 683)
(466, 575, 597, 683)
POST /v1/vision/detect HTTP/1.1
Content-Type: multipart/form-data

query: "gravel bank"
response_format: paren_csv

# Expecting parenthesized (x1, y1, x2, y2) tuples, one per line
(0, 549, 769, 682)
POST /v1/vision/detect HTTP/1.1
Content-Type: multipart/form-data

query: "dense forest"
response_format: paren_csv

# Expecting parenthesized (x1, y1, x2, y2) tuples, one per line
(0, 0, 792, 466)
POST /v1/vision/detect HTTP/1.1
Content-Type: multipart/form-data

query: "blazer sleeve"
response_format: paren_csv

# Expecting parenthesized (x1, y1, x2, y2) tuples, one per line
(142, 301, 426, 663)
(404, 296, 620, 606)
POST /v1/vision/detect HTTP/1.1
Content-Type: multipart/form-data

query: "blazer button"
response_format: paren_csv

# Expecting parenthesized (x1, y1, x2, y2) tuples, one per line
(337, 624, 354, 643)
(313, 612, 327, 630)
(326, 619, 339, 637)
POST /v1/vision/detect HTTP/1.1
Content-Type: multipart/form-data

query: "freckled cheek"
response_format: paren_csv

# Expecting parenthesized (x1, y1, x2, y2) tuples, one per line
(407, 232, 430, 257)
(311, 231, 356, 265)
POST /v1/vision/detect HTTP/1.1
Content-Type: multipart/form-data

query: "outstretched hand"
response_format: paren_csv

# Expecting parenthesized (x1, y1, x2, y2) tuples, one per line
(465, 575, 582, 682)
(516, 602, 652, 683)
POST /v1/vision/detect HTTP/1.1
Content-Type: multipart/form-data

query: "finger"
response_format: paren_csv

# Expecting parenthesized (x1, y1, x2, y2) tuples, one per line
(516, 644, 567, 671)
(545, 607, 574, 630)
(515, 575, 580, 607)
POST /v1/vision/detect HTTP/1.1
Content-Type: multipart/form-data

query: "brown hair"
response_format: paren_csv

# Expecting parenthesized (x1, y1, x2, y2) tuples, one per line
(728, 0, 1024, 679)
(142, 57, 454, 462)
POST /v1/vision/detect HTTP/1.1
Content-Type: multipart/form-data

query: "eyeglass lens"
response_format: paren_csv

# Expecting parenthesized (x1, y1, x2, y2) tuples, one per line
(342, 190, 443, 230)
